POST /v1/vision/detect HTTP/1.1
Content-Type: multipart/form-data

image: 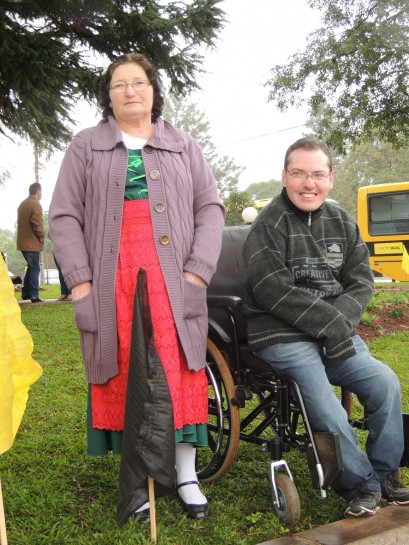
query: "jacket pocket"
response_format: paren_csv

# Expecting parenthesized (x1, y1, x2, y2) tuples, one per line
(73, 292, 98, 333)
(183, 279, 207, 319)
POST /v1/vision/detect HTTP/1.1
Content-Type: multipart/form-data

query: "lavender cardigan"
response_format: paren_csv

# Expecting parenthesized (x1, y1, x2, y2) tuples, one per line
(49, 115, 225, 384)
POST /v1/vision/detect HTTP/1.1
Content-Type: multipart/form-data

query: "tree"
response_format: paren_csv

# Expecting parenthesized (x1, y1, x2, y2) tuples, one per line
(330, 141, 409, 218)
(245, 179, 281, 200)
(1, 1, 225, 151)
(0, 229, 26, 277)
(223, 190, 255, 226)
(163, 95, 244, 199)
(42, 212, 56, 274)
(265, 0, 409, 153)
(0, 168, 9, 188)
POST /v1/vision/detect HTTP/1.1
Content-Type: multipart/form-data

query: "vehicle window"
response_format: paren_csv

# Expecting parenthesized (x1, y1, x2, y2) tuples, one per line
(369, 192, 409, 235)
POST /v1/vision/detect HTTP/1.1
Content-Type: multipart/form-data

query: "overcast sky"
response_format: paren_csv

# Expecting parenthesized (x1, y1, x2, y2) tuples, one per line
(0, 0, 320, 231)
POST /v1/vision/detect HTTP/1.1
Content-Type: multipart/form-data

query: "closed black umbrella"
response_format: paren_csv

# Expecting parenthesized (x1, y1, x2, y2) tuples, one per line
(116, 268, 176, 527)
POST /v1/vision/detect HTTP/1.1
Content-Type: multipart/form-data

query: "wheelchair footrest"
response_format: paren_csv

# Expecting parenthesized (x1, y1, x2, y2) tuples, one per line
(307, 432, 343, 491)
(234, 385, 253, 407)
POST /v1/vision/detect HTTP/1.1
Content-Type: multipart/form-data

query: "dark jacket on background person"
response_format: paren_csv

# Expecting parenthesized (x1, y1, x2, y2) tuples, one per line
(49, 115, 225, 384)
(17, 196, 45, 251)
(243, 189, 374, 363)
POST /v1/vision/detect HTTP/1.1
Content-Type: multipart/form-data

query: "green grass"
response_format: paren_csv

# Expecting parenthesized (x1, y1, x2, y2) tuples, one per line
(1, 293, 409, 544)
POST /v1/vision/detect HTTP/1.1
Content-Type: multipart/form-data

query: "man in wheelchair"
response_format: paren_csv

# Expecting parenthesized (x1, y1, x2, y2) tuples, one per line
(242, 137, 409, 518)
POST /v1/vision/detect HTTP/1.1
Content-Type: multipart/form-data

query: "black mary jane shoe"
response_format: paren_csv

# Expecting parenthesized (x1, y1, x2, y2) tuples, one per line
(131, 508, 150, 524)
(177, 481, 210, 520)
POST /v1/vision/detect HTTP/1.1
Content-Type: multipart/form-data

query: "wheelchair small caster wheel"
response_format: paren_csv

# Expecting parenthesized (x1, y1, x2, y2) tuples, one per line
(272, 473, 301, 526)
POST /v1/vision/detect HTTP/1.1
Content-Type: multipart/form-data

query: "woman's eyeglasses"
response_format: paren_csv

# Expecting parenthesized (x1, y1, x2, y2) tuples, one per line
(110, 80, 150, 93)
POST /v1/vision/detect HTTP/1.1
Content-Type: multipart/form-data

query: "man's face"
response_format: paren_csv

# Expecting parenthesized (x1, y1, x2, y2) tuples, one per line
(282, 148, 334, 212)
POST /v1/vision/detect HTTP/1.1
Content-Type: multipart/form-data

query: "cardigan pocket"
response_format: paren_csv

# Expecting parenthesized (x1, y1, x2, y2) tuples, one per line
(183, 279, 207, 318)
(72, 292, 98, 333)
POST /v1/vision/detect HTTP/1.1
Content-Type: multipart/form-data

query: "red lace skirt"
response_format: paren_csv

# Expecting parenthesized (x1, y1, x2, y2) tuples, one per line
(91, 199, 208, 431)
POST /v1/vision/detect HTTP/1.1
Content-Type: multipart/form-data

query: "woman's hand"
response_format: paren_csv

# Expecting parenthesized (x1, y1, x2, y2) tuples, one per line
(72, 281, 92, 301)
(183, 272, 206, 287)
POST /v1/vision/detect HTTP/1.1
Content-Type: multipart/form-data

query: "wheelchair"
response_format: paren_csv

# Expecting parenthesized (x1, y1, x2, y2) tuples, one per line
(196, 225, 409, 525)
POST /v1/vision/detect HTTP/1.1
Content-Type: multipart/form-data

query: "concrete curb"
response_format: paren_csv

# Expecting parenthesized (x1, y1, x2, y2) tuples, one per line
(257, 505, 409, 544)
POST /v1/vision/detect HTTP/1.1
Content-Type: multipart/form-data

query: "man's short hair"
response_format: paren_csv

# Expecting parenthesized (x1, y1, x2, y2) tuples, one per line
(29, 182, 42, 195)
(284, 137, 333, 171)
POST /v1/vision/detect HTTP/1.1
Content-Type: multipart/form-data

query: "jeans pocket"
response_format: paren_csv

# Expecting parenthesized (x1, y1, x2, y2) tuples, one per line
(73, 292, 98, 333)
(183, 279, 207, 319)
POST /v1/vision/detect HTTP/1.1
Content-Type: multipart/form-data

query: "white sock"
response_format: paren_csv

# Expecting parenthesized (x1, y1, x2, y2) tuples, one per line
(135, 501, 149, 513)
(175, 443, 207, 505)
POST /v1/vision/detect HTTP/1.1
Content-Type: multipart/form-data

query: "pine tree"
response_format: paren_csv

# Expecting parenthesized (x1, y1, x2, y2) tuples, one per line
(0, 0, 225, 151)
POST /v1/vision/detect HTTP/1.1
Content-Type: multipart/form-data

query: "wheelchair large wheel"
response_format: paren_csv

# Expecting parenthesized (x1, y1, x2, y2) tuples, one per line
(197, 339, 240, 482)
(273, 473, 301, 526)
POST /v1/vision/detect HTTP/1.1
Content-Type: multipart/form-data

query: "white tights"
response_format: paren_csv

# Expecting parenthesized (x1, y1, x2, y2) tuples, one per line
(175, 443, 207, 505)
(135, 442, 206, 513)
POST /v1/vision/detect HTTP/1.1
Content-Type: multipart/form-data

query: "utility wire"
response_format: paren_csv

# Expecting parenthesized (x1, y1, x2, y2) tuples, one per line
(223, 124, 307, 146)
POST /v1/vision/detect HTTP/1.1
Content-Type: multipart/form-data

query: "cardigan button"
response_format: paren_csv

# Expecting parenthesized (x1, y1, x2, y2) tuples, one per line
(150, 170, 161, 180)
(159, 234, 170, 246)
(144, 145, 154, 153)
(154, 202, 165, 213)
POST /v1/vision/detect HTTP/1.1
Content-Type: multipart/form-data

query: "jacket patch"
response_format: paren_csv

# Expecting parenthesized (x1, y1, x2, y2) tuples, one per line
(326, 242, 343, 268)
(292, 257, 343, 298)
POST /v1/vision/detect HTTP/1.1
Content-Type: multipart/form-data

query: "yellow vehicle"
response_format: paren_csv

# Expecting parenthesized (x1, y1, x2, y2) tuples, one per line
(357, 182, 409, 281)
(253, 198, 273, 209)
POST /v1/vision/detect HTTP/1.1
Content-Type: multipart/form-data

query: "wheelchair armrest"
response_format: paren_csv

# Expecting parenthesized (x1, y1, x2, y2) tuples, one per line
(207, 295, 242, 308)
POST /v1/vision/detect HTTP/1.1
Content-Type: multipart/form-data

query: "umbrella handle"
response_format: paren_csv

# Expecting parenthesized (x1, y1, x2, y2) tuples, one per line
(148, 476, 157, 543)
(0, 478, 8, 545)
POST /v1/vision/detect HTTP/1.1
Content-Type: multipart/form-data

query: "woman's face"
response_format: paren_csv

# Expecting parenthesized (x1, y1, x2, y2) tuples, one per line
(109, 62, 154, 124)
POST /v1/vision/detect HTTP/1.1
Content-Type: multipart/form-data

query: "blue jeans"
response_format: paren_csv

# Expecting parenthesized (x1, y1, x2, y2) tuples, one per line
(257, 335, 403, 500)
(21, 251, 41, 299)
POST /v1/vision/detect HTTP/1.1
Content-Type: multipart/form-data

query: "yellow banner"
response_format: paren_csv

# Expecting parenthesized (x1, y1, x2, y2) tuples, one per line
(0, 259, 42, 455)
(374, 242, 403, 255)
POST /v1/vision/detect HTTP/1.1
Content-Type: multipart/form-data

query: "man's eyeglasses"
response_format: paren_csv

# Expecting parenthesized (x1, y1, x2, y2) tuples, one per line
(110, 80, 150, 93)
(286, 169, 331, 182)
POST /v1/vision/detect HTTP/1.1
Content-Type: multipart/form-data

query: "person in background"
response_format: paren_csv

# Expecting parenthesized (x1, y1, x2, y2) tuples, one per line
(49, 52, 224, 522)
(243, 137, 409, 518)
(54, 256, 72, 301)
(17, 182, 45, 303)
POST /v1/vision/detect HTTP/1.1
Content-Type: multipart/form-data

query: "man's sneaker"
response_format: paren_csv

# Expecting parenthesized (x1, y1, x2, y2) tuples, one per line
(345, 491, 381, 517)
(381, 474, 409, 505)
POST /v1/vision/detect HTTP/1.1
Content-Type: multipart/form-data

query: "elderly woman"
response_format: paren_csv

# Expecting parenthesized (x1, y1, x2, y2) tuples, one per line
(49, 53, 225, 522)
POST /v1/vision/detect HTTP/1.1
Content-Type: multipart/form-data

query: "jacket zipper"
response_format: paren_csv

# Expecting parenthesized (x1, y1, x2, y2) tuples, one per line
(308, 212, 312, 227)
